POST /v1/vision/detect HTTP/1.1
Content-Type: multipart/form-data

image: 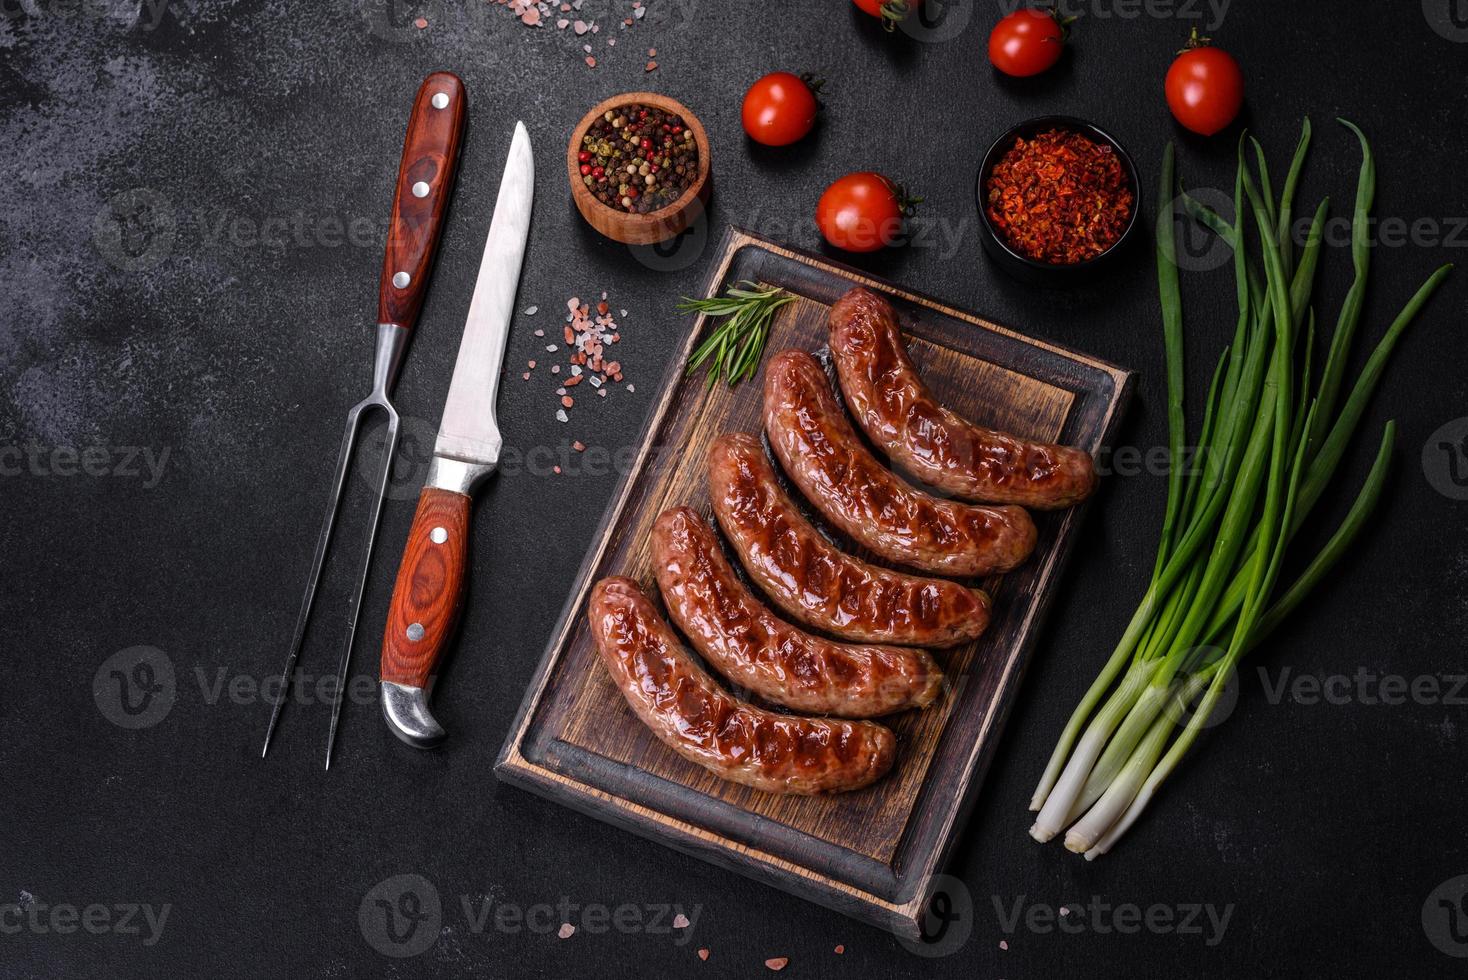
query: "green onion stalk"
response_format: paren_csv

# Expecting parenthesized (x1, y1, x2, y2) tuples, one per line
(1027, 119, 1451, 856)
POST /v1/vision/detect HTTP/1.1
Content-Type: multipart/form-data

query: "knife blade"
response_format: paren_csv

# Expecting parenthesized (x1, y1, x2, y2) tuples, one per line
(378, 121, 534, 750)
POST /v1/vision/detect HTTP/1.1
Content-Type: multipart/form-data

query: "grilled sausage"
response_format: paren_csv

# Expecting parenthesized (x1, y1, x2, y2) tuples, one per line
(708, 433, 991, 648)
(653, 506, 943, 717)
(762, 349, 1038, 577)
(829, 287, 1097, 509)
(588, 577, 896, 794)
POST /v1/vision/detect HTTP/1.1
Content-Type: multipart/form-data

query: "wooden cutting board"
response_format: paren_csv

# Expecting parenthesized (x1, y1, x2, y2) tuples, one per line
(496, 228, 1134, 939)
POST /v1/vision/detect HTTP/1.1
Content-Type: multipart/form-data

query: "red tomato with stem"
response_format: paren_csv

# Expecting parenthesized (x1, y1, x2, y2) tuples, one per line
(741, 72, 819, 147)
(988, 9, 1067, 77)
(1165, 31, 1244, 136)
(815, 172, 914, 253)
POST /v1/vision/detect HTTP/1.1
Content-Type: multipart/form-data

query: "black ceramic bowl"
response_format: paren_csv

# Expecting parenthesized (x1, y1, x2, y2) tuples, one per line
(975, 115, 1141, 286)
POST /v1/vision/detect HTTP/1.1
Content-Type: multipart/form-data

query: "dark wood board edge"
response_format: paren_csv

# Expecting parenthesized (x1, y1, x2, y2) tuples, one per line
(494, 225, 1138, 942)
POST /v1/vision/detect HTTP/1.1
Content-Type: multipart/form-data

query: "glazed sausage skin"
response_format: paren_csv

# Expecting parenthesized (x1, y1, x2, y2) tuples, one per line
(708, 433, 990, 648)
(762, 349, 1038, 577)
(653, 506, 943, 717)
(588, 577, 896, 794)
(829, 287, 1097, 509)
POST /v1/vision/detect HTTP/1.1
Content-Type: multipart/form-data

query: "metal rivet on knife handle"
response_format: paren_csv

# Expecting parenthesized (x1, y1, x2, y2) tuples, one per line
(260, 71, 468, 772)
(430, 526, 447, 544)
(412, 181, 430, 198)
(407, 623, 425, 641)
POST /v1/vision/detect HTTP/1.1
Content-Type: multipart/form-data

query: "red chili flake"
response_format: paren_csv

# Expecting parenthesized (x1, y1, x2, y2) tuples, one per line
(413, 16, 428, 29)
(564, 325, 575, 344)
(561, 395, 574, 408)
(564, 375, 582, 386)
(984, 127, 1133, 265)
(834, 945, 845, 954)
(697, 949, 709, 961)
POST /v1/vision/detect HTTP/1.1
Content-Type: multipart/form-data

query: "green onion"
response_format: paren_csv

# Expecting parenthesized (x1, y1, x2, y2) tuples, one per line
(1028, 120, 1451, 856)
(680, 282, 795, 389)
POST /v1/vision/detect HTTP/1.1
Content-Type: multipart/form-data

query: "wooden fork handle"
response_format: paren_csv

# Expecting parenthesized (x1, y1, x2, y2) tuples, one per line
(377, 70, 467, 333)
(380, 487, 471, 689)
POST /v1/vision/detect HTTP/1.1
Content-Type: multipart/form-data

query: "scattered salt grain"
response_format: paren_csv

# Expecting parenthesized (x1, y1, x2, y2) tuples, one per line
(556, 409, 568, 423)
(558, 923, 575, 939)
(546, 344, 558, 352)
(673, 914, 690, 929)
(524, 305, 538, 315)
(999, 940, 1009, 950)
(697, 949, 709, 961)
(413, 16, 428, 28)
(765, 959, 788, 972)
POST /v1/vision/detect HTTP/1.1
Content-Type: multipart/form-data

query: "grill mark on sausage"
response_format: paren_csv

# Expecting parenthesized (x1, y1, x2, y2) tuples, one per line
(653, 506, 943, 717)
(708, 433, 991, 648)
(829, 287, 1097, 509)
(762, 349, 1038, 576)
(588, 577, 896, 794)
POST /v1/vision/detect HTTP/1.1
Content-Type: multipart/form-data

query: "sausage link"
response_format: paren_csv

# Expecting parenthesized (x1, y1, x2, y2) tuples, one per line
(588, 577, 896, 794)
(829, 287, 1097, 509)
(653, 506, 943, 717)
(708, 433, 990, 648)
(762, 349, 1038, 577)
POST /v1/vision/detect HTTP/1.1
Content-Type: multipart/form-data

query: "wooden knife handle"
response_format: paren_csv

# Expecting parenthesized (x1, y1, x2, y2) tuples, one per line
(381, 487, 471, 689)
(377, 70, 467, 332)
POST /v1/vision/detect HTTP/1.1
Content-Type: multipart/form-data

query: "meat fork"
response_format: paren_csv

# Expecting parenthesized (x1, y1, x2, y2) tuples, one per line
(260, 72, 467, 768)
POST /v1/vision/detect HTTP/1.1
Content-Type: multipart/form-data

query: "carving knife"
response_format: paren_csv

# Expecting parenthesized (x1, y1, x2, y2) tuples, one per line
(379, 121, 534, 749)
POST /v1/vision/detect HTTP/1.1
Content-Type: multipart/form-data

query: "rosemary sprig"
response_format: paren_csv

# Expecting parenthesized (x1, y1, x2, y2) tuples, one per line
(679, 281, 794, 388)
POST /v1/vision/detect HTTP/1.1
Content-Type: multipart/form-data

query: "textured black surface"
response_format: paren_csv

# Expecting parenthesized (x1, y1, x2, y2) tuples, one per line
(3, 2, 1467, 977)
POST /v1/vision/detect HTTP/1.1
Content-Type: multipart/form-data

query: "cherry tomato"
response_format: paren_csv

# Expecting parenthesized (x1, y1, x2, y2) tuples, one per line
(988, 9, 1066, 77)
(851, 0, 918, 31)
(1165, 33, 1244, 136)
(741, 72, 819, 147)
(816, 172, 909, 253)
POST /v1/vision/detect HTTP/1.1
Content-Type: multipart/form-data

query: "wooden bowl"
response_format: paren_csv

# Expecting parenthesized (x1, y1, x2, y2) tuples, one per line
(567, 92, 711, 245)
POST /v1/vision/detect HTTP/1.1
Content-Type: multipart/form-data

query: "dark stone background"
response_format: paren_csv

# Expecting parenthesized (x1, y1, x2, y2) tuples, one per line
(3, 1, 1466, 976)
